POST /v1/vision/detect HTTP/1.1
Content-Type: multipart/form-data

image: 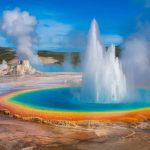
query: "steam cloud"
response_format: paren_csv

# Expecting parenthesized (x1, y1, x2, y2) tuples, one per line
(1, 8, 40, 64)
(122, 0, 150, 88)
(122, 29, 150, 88)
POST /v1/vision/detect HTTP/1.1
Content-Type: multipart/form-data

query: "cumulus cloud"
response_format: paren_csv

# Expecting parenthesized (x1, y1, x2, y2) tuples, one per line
(36, 19, 123, 51)
(1, 8, 40, 64)
(36, 20, 73, 50)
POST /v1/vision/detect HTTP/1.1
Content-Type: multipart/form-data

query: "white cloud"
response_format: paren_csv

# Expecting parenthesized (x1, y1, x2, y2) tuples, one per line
(102, 35, 123, 46)
(36, 20, 123, 51)
(36, 20, 73, 50)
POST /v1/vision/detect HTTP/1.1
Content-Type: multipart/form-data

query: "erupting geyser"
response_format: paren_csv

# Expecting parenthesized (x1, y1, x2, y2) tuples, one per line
(82, 19, 126, 103)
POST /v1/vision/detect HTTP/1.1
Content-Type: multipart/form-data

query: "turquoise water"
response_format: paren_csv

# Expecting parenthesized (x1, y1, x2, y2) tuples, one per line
(9, 87, 150, 112)
(35, 64, 80, 72)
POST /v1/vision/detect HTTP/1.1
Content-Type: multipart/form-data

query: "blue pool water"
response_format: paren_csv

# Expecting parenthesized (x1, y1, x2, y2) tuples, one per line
(9, 87, 150, 112)
(34, 64, 80, 72)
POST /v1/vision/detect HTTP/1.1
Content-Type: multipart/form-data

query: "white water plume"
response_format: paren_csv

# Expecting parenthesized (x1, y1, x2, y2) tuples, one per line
(82, 19, 126, 103)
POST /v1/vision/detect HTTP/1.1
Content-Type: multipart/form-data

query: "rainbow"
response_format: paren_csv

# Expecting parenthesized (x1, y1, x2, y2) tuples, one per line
(1, 87, 150, 123)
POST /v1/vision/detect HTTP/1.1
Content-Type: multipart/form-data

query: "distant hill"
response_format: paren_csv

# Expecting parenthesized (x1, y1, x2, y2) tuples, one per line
(37, 51, 80, 65)
(0, 47, 80, 65)
(0, 46, 122, 64)
(0, 47, 16, 63)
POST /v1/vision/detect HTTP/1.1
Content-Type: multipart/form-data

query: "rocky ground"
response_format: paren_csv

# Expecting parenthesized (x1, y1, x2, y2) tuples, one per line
(0, 113, 150, 150)
(0, 72, 82, 95)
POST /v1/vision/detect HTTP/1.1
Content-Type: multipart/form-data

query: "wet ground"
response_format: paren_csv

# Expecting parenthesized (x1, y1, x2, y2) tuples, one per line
(0, 113, 150, 150)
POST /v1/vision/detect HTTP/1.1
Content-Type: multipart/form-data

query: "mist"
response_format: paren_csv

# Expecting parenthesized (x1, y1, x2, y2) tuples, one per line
(1, 8, 41, 65)
(122, 29, 150, 88)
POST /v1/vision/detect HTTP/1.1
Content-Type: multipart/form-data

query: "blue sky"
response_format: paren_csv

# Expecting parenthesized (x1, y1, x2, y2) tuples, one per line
(0, 0, 150, 51)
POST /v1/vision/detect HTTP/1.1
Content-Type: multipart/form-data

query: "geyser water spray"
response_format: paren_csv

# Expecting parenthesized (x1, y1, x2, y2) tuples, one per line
(82, 19, 126, 103)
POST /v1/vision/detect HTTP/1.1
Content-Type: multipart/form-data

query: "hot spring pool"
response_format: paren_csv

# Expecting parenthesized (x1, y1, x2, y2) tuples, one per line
(1, 87, 150, 123)
(7, 87, 150, 112)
